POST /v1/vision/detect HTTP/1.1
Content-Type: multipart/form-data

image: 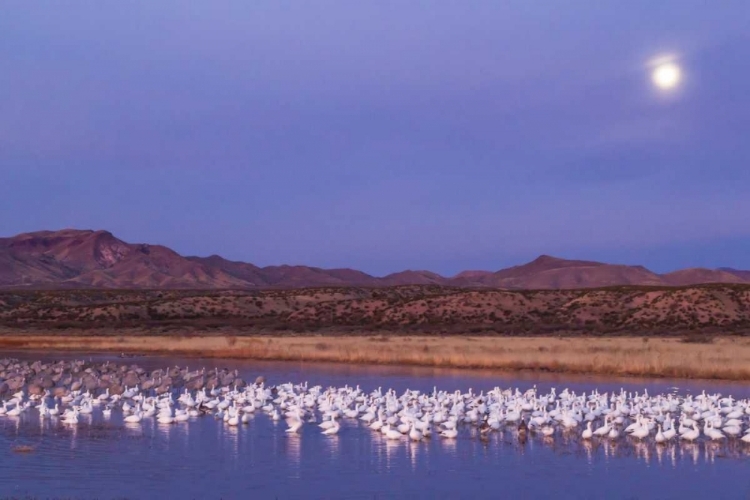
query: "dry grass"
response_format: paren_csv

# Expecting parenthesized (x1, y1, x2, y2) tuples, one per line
(1, 334, 750, 380)
(11, 445, 35, 453)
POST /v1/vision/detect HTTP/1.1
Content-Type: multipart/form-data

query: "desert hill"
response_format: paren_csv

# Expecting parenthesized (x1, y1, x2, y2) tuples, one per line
(2, 284, 749, 336)
(0, 229, 748, 289)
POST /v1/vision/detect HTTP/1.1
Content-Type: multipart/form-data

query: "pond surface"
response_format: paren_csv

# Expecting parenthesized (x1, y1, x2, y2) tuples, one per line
(1, 351, 750, 499)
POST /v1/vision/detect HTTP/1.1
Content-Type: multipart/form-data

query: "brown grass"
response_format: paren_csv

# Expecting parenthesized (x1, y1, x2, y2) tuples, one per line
(11, 445, 35, 453)
(1, 334, 749, 380)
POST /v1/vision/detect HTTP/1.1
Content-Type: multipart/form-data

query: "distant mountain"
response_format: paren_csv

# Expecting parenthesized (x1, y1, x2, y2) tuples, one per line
(719, 267, 750, 281)
(0, 229, 748, 289)
(662, 268, 746, 286)
(475, 255, 665, 289)
(186, 255, 379, 287)
(0, 230, 247, 289)
(381, 270, 448, 286)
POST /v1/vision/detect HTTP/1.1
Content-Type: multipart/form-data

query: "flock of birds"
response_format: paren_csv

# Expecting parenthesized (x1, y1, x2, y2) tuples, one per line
(2, 358, 750, 446)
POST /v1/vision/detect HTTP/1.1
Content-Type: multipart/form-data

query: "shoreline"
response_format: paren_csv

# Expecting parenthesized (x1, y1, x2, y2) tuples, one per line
(1, 334, 748, 381)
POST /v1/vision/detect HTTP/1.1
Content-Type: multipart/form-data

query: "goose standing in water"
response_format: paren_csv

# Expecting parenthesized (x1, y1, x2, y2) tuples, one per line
(662, 424, 676, 441)
(593, 417, 611, 437)
(629, 424, 650, 440)
(681, 423, 700, 442)
(655, 425, 666, 444)
(478, 416, 493, 437)
(581, 422, 593, 439)
(409, 424, 423, 441)
(321, 417, 340, 436)
(704, 421, 726, 440)
(517, 418, 528, 443)
(286, 415, 304, 434)
(540, 425, 555, 437)
(517, 418, 528, 436)
(124, 411, 143, 424)
(6, 403, 27, 417)
(439, 428, 458, 439)
(607, 426, 620, 440)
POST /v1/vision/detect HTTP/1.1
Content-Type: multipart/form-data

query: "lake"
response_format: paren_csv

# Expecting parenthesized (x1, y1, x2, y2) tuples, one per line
(1, 351, 750, 499)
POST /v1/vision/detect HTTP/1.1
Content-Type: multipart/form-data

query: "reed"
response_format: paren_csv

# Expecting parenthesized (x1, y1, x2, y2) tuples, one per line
(1, 334, 749, 381)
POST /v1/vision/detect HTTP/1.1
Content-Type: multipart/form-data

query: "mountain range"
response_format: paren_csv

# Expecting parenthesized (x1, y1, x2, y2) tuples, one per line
(0, 229, 748, 289)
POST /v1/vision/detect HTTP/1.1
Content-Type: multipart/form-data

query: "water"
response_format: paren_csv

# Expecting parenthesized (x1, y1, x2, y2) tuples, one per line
(2, 351, 750, 499)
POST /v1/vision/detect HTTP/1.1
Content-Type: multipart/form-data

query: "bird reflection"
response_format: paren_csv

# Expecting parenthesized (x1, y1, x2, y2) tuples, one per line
(705, 441, 722, 464)
(69, 424, 78, 449)
(439, 436, 457, 455)
(224, 424, 239, 458)
(124, 422, 143, 438)
(581, 439, 593, 463)
(286, 434, 302, 475)
(633, 442, 648, 464)
(156, 420, 171, 449)
(407, 441, 419, 471)
(384, 438, 400, 468)
(180, 420, 190, 445)
(680, 442, 700, 465)
(323, 433, 341, 460)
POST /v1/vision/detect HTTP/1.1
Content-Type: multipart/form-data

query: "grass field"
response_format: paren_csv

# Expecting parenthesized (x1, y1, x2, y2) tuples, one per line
(0, 334, 747, 381)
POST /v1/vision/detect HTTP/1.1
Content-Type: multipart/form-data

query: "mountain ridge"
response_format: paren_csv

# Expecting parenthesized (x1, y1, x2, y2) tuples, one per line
(1, 229, 748, 289)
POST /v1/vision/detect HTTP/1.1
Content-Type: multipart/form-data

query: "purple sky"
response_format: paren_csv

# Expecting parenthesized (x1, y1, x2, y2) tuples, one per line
(2, 1, 749, 276)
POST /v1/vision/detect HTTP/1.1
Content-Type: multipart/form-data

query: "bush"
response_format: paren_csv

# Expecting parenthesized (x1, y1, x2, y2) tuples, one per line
(680, 334, 715, 344)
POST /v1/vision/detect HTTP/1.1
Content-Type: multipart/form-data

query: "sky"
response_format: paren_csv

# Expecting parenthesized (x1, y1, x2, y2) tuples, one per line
(1, 1, 749, 276)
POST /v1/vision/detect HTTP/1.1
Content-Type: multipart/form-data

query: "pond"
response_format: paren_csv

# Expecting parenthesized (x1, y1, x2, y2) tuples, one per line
(1, 351, 749, 499)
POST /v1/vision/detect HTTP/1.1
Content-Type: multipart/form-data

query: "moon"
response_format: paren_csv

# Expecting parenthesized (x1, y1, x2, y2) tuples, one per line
(652, 63, 681, 90)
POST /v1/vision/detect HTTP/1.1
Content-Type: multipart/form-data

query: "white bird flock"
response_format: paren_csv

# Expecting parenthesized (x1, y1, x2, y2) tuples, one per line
(3, 375, 750, 447)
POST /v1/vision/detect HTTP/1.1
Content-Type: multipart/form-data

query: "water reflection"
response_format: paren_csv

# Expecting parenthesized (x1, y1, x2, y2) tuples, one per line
(224, 424, 239, 458)
(285, 434, 301, 476)
(439, 435, 457, 455)
(68, 423, 78, 450)
(156, 420, 171, 452)
(323, 433, 341, 461)
(635, 441, 650, 464)
(407, 441, 420, 472)
(0, 423, 748, 499)
(124, 421, 143, 437)
(581, 439, 594, 463)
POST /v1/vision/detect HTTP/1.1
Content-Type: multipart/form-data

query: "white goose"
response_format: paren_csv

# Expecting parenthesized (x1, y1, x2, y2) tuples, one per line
(581, 422, 593, 439)
(681, 423, 700, 441)
(321, 417, 340, 436)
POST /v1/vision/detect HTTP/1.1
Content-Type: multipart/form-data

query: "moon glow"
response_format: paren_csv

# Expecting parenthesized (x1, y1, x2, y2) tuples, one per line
(652, 63, 681, 90)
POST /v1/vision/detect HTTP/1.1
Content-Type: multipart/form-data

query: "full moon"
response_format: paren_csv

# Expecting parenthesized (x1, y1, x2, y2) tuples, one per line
(652, 63, 681, 89)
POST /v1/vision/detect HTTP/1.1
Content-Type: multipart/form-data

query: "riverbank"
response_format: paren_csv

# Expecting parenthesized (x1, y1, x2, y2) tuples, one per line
(0, 334, 747, 381)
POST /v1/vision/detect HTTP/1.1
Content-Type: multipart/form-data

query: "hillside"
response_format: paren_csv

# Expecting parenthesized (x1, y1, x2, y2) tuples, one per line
(1, 229, 748, 289)
(2, 284, 749, 335)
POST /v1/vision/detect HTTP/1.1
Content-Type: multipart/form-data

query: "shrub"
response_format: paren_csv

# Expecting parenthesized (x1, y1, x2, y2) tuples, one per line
(680, 334, 715, 344)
